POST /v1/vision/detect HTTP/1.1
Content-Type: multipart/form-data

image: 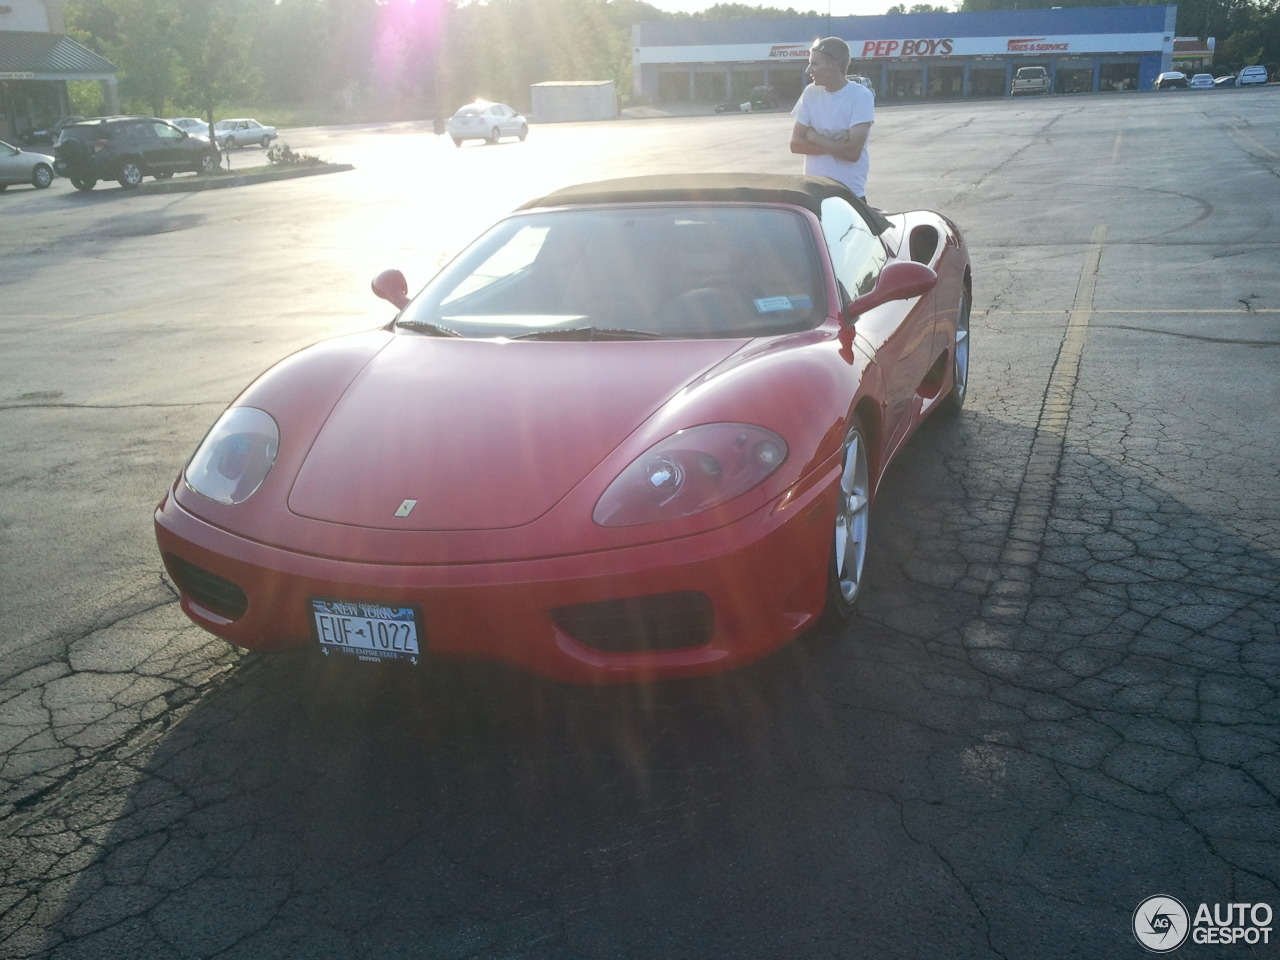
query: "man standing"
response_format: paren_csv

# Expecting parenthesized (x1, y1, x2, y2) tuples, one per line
(790, 37, 875, 201)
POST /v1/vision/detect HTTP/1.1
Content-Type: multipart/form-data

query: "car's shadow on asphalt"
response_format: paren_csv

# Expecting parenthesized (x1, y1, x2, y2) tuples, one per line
(31, 409, 1280, 960)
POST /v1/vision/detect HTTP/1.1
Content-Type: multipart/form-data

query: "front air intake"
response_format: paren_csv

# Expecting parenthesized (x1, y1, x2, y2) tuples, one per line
(164, 554, 248, 620)
(552, 592, 714, 652)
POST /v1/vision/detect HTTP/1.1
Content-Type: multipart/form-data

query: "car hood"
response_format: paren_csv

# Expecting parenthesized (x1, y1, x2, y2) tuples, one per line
(286, 334, 745, 531)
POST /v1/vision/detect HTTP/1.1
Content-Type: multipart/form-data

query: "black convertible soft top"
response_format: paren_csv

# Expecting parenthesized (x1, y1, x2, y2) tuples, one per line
(518, 173, 892, 236)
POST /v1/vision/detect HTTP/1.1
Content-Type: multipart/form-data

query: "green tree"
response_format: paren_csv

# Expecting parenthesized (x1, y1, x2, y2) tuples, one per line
(170, 0, 260, 156)
(254, 0, 331, 107)
(1217, 28, 1263, 67)
(65, 0, 176, 116)
(109, 0, 177, 116)
(692, 3, 822, 17)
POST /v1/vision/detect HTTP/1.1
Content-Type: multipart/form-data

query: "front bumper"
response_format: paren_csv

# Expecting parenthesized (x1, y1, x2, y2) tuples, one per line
(155, 475, 838, 684)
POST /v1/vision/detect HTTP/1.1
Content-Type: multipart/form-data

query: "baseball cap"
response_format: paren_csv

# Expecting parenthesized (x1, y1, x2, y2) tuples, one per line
(812, 37, 851, 67)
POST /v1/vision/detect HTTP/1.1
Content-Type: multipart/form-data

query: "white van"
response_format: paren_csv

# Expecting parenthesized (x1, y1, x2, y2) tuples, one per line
(1238, 65, 1269, 85)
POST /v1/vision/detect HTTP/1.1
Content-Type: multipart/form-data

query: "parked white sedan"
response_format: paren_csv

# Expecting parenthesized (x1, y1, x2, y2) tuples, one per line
(0, 139, 56, 190)
(446, 101, 528, 147)
(169, 117, 210, 138)
(214, 118, 278, 149)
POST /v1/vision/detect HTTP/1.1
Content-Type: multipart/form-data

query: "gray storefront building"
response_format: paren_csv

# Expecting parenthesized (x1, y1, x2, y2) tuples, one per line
(633, 5, 1178, 105)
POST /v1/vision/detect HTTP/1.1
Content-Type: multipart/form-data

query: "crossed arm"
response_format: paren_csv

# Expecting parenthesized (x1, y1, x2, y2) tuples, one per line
(789, 121, 872, 163)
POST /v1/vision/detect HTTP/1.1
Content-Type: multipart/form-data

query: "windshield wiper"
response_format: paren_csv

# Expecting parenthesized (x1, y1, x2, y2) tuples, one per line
(396, 318, 462, 337)
(512, 326, 666, 342)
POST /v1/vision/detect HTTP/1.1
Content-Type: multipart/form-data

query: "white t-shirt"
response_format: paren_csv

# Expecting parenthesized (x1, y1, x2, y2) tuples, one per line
(791, 81, 875, 196)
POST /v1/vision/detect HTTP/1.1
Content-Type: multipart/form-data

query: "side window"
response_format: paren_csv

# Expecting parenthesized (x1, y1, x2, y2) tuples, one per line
(820, 197, 887, 300)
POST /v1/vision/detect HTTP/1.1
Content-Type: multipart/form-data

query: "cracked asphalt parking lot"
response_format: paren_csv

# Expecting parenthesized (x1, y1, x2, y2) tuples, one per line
(1, 93, 1277, 959)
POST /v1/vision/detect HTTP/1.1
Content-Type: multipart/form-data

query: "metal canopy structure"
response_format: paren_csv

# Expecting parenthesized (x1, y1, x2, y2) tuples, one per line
(0, 30, 118, 142)
(0, 30, 116, 80)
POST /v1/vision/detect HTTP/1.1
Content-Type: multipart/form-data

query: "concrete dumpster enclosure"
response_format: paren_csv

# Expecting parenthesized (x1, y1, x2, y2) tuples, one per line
(531, 81, 618, 122)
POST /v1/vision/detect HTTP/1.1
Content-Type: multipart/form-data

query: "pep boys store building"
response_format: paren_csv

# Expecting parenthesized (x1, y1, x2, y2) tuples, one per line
(631, 5, 1177, 104)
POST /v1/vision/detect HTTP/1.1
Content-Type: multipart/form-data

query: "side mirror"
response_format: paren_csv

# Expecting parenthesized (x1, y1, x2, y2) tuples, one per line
(844, 261, 937, 322)
(371, 269, 410, 309)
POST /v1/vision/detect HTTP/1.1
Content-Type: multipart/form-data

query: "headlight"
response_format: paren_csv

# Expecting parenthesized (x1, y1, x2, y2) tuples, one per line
(593, 423, 787, 527)
(184, 407, 279, 505)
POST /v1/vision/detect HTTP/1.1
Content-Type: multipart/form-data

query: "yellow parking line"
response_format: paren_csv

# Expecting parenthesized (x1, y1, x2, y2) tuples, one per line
(984, 224, 1105, 622)
(1231, 125, 1279, 159)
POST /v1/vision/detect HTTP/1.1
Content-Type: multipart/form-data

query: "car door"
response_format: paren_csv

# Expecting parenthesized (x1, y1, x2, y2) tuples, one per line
(147, 121, 188, 173)
(821, 196, 935, 454)
(0, 142, 22, 184)
(116, 121, 157, 173)
(496, 105, 516, 137)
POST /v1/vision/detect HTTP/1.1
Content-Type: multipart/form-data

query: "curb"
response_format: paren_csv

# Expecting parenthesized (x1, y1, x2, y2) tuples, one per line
(136, 162, 354, 195)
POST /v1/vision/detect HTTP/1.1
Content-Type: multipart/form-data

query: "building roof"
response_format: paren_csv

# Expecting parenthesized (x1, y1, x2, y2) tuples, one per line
(0, 31, 116, 80)
(531, 80, 615, 87)
(635, 6, 1175, 46)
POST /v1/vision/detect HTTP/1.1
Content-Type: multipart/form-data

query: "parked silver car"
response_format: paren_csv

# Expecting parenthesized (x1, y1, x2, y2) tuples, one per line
(446, 101, 528, 147)
(0, 139, 56, 190)
(214, 118, 278, 149)
(169, 117, 210, 138)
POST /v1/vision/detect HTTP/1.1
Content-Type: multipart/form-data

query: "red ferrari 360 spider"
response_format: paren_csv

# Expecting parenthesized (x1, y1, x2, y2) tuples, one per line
(155, 173, 971, 683)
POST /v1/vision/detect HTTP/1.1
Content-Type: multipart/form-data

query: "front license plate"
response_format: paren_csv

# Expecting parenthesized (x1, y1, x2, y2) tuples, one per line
(311, 599, 422, 665)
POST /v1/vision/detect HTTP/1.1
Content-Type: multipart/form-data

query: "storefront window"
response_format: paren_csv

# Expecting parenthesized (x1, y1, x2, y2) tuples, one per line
(729, 71, 767, 102)
(969, 68, 1005, 97)
(1057, 67, 1094, 94)
(694, 70, 728, 102)
(1099, 61, 1139, 92)
(930, 65, 964, 98)
(658, 72, 688, 103)
(886, 68, 922, 100)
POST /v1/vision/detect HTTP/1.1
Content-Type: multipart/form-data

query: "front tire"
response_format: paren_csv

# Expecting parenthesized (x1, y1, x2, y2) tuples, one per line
(199, 154, 219, 175)
(70, 176, 96, 191)
(518, 123, 528, 141)
(118, 160, 144, 188)
(940, 287, 971, 413)
(32, 163, 54, 188)
(825, 418, 872, 623)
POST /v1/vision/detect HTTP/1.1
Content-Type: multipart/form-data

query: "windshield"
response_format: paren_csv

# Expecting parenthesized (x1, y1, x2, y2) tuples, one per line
(396, 205, 824, 340)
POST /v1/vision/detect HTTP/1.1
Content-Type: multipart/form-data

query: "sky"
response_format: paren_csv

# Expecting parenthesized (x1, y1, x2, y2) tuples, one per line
(642, 0, 927, 18)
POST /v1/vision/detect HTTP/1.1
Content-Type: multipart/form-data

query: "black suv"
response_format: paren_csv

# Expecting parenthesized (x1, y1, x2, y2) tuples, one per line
(54, 116, 220, 191)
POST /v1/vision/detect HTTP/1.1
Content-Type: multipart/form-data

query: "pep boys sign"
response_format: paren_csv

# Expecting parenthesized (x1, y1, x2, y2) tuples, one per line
(861, 38, 954, 57)
(761, 35, 1083, 62)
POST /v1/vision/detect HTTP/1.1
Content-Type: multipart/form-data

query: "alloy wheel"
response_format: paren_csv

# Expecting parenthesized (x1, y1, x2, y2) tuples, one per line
(832, 425, 871, 608)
